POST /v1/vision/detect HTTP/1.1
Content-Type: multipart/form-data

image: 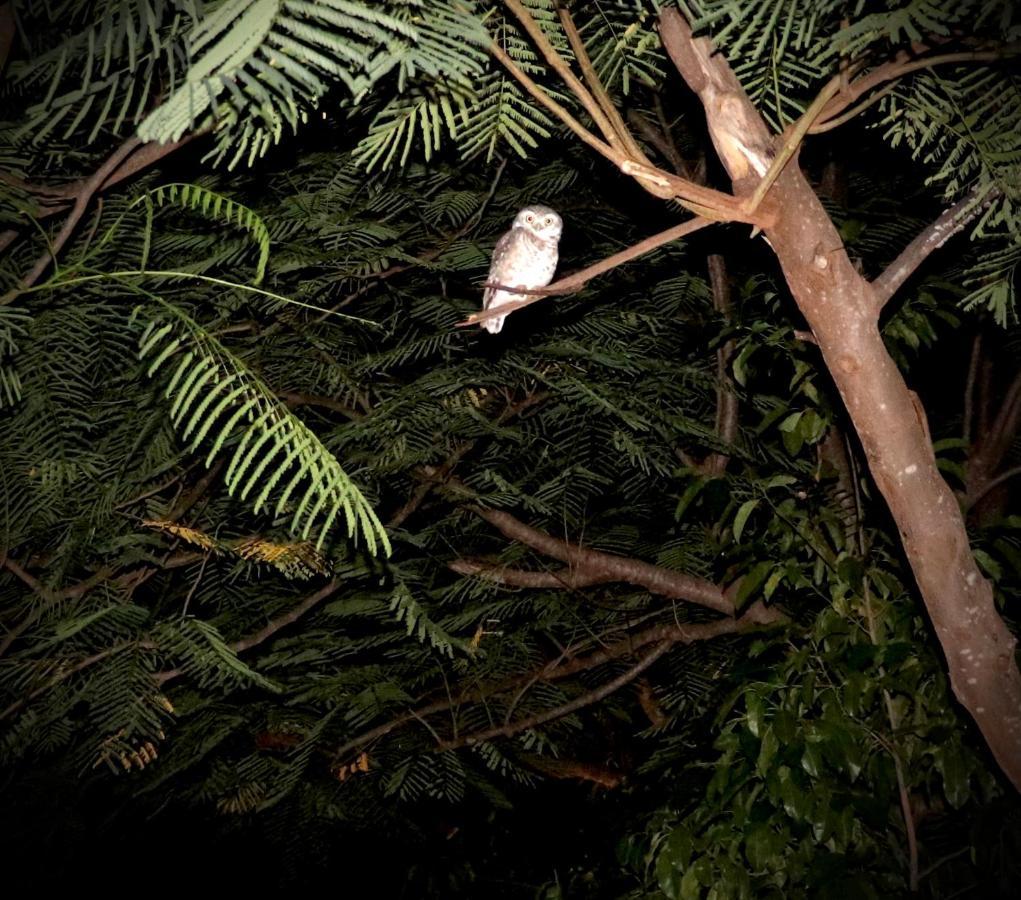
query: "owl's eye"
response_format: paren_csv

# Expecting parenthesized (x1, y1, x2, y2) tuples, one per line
(525, 214, 534, 223)
(544, 216, 552, 226)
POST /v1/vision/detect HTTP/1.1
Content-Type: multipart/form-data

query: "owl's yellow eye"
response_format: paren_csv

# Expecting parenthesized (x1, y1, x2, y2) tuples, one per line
(544, 216, 552, 226)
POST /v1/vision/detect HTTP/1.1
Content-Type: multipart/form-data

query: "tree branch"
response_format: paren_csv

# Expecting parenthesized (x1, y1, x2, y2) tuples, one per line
(555, 3, 648, 161)
(333, 604, 781, 759)
(490, 3, 759, 219)
(465, 504, 734, 614)
(439, 640, 673, 749)
(18, 137, 142, 289)
(155, 580, 341, 687)
(872, 188, 991, 310)
(458, 216, 713, 328)
(812, 45, 1021, 133)
(280, 391, 363, 420)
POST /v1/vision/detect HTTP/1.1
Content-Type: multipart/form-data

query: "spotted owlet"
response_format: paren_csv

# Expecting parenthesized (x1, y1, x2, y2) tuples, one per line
(481, 204, 563, 334)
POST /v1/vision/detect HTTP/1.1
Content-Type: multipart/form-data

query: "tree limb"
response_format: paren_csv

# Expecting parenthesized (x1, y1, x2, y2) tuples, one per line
(466, 504, 734, 614)
(458, 216, 713, 328)
(872, 189, 992, 310)
(18, 137, 142, 289)
(333, 604, 780, 759)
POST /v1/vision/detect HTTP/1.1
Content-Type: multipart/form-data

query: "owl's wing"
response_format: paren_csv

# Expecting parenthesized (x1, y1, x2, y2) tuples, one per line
(483, 230, 516, 308)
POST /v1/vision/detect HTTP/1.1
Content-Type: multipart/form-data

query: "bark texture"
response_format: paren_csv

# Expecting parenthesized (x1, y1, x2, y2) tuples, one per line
(660, 9, 1021, 789)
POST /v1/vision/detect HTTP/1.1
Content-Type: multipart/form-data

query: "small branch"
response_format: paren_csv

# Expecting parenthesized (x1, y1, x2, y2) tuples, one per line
(892, 743, 920, 891)
(487, 18, 754, 217)
(280, 391, 363, 420)
(388, 390, 549, 528)
(332, 604, 781, 759)
(503, 0, 625, 154)
(155, 580, 341, 687)
(809, 82, 898, 134)
(1, 556, 52, 599)
(488, 38, 619, 170)
(312, 159, 507, 324)
(458, 216, 713, 328)
(985, 370, 1021, 463)
(439, 641, 672, 749)
(0, 3, 14, 74)
(556, 3, 647, 161)
(168, 458, 226, 521)
(813, 45, 1021, 131)
(872, 189, 991, 310)
(466, 504, 734, 614)
(5, 131, 208, 223)
(963, 333, 982, 444)
(0, 643, 132, 722)
(449, 558, 603, 590)
(741, 76, 843, 215)
(704, 253, 738, 475)
(519, 752, 624, 788)
(627, 107, 691, 178)
(19, 137, 142, 289)
(964, 465, 1021, 511)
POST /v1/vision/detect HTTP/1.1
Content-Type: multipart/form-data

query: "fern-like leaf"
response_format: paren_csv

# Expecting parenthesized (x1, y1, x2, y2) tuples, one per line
(137, 305, 390, 554)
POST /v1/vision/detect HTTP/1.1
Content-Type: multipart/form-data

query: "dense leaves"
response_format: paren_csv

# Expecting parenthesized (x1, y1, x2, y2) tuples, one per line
(1, 1, 1020, 896)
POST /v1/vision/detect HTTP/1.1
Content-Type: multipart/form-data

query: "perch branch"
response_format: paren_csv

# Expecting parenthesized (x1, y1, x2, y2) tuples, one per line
(458, 216, 713, 328)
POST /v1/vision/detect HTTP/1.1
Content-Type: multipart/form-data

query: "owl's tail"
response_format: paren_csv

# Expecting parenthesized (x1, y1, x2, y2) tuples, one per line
(482, 314, 505, 334)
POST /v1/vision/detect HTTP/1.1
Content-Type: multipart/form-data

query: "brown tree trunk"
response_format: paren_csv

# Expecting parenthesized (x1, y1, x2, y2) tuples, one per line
(660, 10, 1021, 789)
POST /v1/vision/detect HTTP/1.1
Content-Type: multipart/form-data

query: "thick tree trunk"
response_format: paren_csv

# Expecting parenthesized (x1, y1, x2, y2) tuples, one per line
(660, 10, 1021, 789)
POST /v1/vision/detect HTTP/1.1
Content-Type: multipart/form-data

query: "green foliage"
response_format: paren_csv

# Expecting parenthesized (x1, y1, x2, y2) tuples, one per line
(143, 183, 271, 283)
(137, 304, 389, 554)
(2, 1, 1021, 895)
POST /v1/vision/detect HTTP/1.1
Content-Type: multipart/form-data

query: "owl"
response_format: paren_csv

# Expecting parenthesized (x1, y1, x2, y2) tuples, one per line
(481, 204, 563, 334)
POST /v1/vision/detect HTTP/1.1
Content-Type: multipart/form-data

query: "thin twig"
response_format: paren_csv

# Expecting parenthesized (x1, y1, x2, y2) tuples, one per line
(155, 580, 341, 687)
(19, 137, 142, 289)
(963, 333, 982, 445)
(439, 641, 673, 748)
